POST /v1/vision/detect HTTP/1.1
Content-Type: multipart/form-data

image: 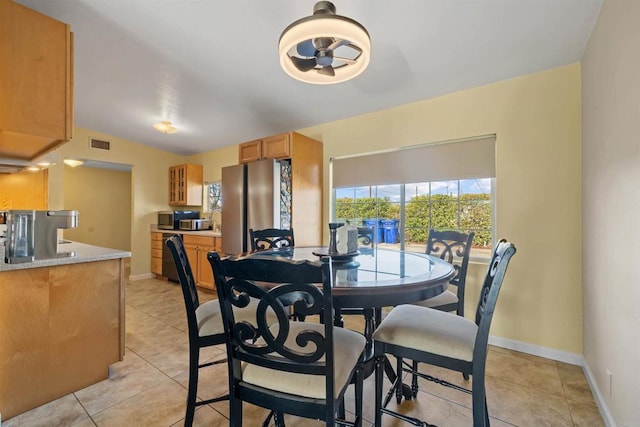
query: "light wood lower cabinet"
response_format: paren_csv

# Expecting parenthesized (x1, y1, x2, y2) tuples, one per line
(182, 234, 222, 290)
(150, 232, 163, 275)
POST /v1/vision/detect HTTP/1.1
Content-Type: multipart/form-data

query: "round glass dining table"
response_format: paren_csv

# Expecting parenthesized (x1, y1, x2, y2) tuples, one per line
(249, 246, 456, 310)
(248, 246, 456, 389)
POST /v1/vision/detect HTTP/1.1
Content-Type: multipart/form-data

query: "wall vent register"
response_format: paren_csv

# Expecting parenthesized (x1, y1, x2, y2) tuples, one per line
(89, 138, 111, 151)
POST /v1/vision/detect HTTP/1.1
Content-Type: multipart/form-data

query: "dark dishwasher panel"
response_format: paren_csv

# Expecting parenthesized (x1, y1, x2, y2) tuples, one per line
(162, 233, 180, 283)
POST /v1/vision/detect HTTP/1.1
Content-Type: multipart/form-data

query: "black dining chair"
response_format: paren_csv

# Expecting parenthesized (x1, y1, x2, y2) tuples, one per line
(166, 235, 274, 426)
(415, 229, 475, 316)
(249, 227, 295, 252)
(208, 251, 366, 427)
(249, 227, 309, 321)
(409, 229, 475, 387)
(373, 240, 516, 427)
(356, 226, 375, 254)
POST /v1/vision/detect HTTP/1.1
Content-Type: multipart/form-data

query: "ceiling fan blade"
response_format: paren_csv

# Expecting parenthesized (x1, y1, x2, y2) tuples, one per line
(333, 56, 357, 65)
(327, 38, 349, 51)
(318, 65, 335, 77)
(290, 56, 317, 72)
(296, 39, 316, 57)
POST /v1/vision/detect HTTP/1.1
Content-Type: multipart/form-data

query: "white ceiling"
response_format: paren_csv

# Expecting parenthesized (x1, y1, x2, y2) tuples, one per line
(17, 0, 602, 156)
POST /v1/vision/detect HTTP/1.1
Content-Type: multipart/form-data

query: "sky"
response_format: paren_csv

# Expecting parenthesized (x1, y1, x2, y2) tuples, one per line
(335, 178, 492, 202)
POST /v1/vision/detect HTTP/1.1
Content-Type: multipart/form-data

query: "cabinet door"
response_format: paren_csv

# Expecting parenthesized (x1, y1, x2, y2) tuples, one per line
(196, 247, 215, 290)
(151, 257, 163, 275)
(184, 244, 198, 276)
(169, 164, 202, 206)
(239, 140, 262, 164)
(168, 165, 187, 205)
(183, 164, 203, 206)
(168, 166, 179, 205)
(0, 0, 73, 159)
(262, 133, 290, 159)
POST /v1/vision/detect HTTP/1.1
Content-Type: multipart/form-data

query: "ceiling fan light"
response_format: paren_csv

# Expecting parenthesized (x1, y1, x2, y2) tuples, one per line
(153, 120, 178, 134)
(279, 2, 370, 85)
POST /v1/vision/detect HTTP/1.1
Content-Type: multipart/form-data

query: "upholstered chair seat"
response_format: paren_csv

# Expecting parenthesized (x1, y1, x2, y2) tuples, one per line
(244, 322, 366, 399)
(373, 304, 477, 363)
(411, 288, 459, 310)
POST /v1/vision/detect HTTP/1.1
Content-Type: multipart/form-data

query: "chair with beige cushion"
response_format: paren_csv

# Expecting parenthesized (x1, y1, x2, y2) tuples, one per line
(415, 229, 475, 316)
(166, 235, 274, 426)
(249, 227, 309, 322)
(410, 229, 475, 387)
(208, 251, 366, 427)
(373, 240, 516, 427)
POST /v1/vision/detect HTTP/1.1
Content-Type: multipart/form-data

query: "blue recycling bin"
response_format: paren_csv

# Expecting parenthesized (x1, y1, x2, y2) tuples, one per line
(364, 218, 384, 243)
(381, 219, 399, 244)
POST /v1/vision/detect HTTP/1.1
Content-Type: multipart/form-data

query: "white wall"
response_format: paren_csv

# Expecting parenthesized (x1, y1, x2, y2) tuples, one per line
(581, 0, 640, 424)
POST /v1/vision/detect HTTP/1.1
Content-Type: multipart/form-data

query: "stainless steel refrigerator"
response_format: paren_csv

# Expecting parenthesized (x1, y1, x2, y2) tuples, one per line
(221, 158, 292, 255)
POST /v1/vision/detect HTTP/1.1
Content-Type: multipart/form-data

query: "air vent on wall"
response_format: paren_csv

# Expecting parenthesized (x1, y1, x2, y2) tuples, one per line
(89, 138, 111, 151)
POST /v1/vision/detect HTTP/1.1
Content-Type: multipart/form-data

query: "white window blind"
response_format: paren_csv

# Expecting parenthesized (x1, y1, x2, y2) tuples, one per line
(332, 135, 496, 188)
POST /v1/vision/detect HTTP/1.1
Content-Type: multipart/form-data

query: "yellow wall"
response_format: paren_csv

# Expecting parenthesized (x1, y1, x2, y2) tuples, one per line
(44, 64, 582, 356)
(47, 127, 184, 276)
(62, 165, 131, 251)
(298, 64, 583, 355)
(0, 170, 48, 210)
(187, 144, 237, 227)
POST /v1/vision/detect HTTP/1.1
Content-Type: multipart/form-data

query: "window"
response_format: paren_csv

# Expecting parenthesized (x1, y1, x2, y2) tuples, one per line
(206, 182, 221, 213)
(203, 182, 222, 231)
(332, 135, 496, 259)
(334, 179, 493, 258)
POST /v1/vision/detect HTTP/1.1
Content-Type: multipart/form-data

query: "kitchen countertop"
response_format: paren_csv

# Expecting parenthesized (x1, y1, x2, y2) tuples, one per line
(150, 225, 222, 237)
(1, 241, 131, 272)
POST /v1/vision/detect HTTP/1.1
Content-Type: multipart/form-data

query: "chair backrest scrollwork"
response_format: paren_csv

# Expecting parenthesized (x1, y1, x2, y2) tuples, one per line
(208, 252, 338, 394)
(249, 228, 295, 252)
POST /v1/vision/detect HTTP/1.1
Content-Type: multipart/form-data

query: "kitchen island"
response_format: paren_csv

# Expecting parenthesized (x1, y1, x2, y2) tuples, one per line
(0, 242, 131, 420)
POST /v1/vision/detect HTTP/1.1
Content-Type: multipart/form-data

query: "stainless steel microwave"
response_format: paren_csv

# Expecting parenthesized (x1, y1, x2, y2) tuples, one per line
(158, 210, 200, 230)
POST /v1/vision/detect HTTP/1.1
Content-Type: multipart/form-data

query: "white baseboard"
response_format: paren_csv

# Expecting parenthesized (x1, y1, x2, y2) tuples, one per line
(128, 273, 155, 281)
(582, 363, 617, 427)
(489, 335, 616, 426)
(488, 335, 583, 365)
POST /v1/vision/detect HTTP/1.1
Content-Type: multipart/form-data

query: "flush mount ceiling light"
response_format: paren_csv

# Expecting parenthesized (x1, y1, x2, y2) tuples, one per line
(64, 159, 84, 168)
(153, 120, 178, 134)
(279, 1, 370, 85)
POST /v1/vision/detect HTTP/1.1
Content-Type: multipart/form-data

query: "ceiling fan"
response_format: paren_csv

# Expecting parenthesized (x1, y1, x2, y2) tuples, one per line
(291, 36, 360, 77)
(279, 1, 370, 84)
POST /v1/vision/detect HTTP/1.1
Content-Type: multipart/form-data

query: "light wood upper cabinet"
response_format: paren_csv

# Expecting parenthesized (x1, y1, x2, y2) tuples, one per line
(239, 133, 291, 164)
(0, 169, 48, 209)
(262, 133, 291, 159)
(169, 164, 203, 206)
(0, 0, 74, 161)
(238, 139, 262, 164)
